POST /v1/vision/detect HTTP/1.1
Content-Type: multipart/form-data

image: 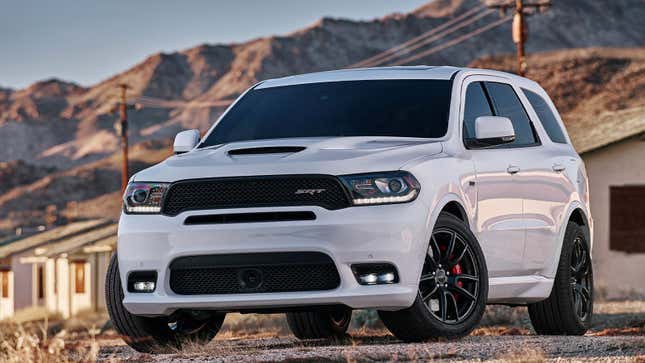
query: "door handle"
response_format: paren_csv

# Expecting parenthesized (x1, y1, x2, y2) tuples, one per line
(507, 165, 520, 175)
(552, 164, 566, 173)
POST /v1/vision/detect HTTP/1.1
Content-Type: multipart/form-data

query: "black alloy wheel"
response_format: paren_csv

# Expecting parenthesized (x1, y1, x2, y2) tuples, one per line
(528, 221, 593, 335)
(570, 236, 592, 321)
(378, 213, 488, 342)
(419, 228, 480, 324)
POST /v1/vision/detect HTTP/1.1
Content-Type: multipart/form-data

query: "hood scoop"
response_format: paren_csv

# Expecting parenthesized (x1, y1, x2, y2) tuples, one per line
(227, 146, 306, 156)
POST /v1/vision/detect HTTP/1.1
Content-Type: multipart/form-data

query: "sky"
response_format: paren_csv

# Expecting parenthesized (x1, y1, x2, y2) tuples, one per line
(0, 0, 430, 89)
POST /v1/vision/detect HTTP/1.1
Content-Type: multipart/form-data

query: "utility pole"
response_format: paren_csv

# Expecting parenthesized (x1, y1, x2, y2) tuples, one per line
(118, 83, 130, 194)
(487, 0, 551, 76)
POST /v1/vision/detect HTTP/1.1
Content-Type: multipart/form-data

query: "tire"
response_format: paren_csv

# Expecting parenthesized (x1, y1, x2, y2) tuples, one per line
(286, 306, 352, 339)
(379, 213, 488, 342)
(105, 254, 226, 353)
(528, 222, 593, 335)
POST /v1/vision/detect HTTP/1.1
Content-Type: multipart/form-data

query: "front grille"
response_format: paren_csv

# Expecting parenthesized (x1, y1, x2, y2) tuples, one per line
(162, 175, 350, 216)
(169, 252, 340, 295)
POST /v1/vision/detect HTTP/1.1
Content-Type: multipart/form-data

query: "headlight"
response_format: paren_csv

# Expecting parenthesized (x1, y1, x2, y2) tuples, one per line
(123, 182, 170, 214)
(340, 171, 420, 205)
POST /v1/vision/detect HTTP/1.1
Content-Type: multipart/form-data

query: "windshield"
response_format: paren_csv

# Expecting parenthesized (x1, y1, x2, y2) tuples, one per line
(200, 79, 452, 147)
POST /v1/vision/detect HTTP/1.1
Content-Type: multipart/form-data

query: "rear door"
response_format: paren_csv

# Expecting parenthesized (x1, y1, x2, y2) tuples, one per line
(519, 88, 576, 272)
(461, 78, 525, 277)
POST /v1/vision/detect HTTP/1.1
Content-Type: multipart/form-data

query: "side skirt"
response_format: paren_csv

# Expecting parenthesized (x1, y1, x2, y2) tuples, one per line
(487, 275, 554, 305)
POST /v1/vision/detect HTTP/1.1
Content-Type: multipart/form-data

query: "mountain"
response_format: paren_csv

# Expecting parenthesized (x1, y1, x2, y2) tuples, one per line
(1, 0, 643, 169)
(0, 0, 644, 235)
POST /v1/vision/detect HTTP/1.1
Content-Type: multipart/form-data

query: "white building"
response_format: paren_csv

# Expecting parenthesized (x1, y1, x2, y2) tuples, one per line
(569, 107, 645, 298)
(0, 219, 115, 319)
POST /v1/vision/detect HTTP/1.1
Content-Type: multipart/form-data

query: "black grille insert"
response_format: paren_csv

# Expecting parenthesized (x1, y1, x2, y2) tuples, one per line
(169, 252, 340, 295)
(162, 175, 350, 216)
(184, 211, 316, 225)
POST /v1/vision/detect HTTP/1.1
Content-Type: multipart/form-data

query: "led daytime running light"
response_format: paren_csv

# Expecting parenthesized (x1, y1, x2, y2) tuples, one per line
(340, 171, 420, 206)
(352, 189, 419, 205)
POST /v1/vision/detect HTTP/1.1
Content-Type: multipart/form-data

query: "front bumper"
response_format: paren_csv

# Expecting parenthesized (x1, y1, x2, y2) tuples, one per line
(117, 202, 430, 316)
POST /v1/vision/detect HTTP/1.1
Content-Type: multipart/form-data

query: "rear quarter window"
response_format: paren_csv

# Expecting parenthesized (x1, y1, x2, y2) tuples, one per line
(522, 89, 568, 144)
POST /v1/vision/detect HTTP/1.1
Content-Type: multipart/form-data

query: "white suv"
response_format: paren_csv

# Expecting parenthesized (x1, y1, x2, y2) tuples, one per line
(106, 66, 593, 353)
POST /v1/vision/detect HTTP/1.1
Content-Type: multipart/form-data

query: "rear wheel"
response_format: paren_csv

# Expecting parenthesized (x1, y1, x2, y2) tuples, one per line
(105, 254, 226, 353)
(286, 306, 352, 339)
(528, 222, 593, 335)
(379, 213, 488, 342)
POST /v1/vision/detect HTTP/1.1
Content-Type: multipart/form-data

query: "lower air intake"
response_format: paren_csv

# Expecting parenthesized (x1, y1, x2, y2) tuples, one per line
(169, 252, 340, 295)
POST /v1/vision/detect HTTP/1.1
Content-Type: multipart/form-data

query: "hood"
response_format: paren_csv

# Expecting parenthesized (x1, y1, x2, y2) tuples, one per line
(133, 137, 443, 182)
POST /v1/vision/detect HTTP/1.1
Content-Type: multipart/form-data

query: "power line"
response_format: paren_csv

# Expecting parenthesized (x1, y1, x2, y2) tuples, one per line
(350, 4, 487, 68)
(131, 96, 234, 109)
(357, 8, 495, 68)
(392, 15, 513, 66)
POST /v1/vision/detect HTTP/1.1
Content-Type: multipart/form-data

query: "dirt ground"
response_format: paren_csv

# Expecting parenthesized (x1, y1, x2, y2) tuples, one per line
(90, 301, 644, 362)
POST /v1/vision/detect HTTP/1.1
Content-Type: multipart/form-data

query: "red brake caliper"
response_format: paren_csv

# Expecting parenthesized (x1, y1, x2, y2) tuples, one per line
(451, 259, 463, 301)
(440, 242, 465, 304)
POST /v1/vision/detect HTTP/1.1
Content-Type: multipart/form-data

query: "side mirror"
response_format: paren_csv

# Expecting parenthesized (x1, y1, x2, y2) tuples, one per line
(173, 129, 200, 154)
(472, 116, 515, 147)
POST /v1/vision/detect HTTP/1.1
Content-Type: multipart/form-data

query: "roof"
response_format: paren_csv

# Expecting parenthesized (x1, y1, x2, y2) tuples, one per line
(0, 219, 112, 259)
(257, 66, 460, 88)
(34, 224, 116, 258)
(568, 106, 645, 154)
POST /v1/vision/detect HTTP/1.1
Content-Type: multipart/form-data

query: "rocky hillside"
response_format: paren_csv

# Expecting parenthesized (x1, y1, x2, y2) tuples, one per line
(0, 0, 644, 235)
(1, 0, 643, 169)
(470, 47, 645, 124)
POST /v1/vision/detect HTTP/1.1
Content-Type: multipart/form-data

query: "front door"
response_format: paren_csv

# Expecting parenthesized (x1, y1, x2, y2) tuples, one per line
(461, 79, 525, 277)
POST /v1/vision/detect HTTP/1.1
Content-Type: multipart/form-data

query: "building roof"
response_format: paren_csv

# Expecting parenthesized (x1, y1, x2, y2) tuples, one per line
(568, 106, 645, 154)
(34, 224, 116, 258)
(0, 219, 112, 259)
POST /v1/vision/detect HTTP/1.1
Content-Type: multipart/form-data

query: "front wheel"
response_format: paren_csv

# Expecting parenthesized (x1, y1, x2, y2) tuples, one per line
(105, 254, 226, 353)
(379, 213, 488, 342)
(528, 222, 593, 335)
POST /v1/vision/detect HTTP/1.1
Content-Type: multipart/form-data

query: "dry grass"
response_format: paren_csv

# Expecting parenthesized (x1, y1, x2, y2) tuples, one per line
(0, 320, 99, 363)
(495, 346, 546, 363)
(218, 313, 290, 339)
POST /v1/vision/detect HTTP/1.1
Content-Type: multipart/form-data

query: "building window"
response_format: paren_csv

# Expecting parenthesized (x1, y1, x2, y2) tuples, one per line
(37, 265, 44, 299)
(74, 262, 86, 294)
(1, 270, 8, 298)
(610, 186, 645, 253)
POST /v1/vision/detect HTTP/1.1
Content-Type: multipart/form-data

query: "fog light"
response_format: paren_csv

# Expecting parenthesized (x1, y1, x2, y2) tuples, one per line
(359, 273, 378, 285)
(133, 281, 155, 292)
(352, 264, 399, 285)
(127, 271, 158, 293)
(378, 272, 396, 284)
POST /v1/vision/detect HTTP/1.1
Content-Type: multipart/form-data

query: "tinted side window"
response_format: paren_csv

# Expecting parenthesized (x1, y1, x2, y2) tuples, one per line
(523, 89, 567, 144)
(463, 82, 493, 140)
(484, 82, 538, 147)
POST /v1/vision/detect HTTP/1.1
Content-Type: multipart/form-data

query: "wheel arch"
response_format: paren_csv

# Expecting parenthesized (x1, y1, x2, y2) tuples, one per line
(544, 202, 593, 279)
(417, 194, 476, 284)
(564, 205, 592, 251)
(439, 200, 469, 227)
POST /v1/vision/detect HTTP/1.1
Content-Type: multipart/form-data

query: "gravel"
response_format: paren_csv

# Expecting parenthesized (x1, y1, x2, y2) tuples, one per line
(97, 301, 645, 362)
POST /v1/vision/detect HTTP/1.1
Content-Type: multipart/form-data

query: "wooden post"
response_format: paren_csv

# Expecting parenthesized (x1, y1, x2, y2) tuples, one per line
(118, 84, 130, 193)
